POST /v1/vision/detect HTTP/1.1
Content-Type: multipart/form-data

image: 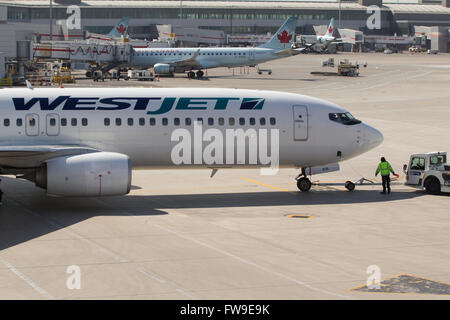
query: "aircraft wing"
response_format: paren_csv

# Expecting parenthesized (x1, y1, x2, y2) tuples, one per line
(170, 49, 202, 69)
(0, 145, 98, 169)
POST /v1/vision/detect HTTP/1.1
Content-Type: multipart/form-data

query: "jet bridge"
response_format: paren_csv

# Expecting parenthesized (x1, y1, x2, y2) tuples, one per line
(32, 40, 133, 65)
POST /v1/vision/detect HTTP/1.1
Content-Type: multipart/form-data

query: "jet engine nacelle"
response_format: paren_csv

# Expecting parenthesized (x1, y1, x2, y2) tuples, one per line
(35, 152, 131, 197)
(153, 63, 174, 75)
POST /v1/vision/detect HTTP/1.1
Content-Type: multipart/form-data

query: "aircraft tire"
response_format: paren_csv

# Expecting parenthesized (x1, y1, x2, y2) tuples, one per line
(196, 71, 204, 78)
(297, 177, 312, 192)
(345, 181, 355, 191)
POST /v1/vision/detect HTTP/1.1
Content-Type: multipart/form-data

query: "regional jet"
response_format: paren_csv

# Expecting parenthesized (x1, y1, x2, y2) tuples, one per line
(130, 16, 299, 78)
(297, 18, 338, 53)
(0, 87, 383, 197)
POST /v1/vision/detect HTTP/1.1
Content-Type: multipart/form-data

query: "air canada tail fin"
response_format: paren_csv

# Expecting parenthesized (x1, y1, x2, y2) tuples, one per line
(108, 17, 129, 38)
(259, 16, 298, 50)
(325, 18, 335, 38)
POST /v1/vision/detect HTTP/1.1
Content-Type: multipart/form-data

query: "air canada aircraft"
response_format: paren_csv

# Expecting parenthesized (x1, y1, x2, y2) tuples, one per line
(130, 16, 299, 78)
(297, 18, 338, 53)
(87, 17, 130, 41)
(0, 86, 383, 197)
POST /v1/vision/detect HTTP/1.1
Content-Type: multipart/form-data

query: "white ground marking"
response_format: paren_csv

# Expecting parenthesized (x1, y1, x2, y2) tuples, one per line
(137, 268, 166, 283)
(0, 256, 54, 299)
(95, 199, 351, 299)
(8, 199, 128, 263)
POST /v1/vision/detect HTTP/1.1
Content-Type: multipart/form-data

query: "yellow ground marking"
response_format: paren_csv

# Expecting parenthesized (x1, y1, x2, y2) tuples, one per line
(239, 177, 297, 195)
(286, 214, 314, 219)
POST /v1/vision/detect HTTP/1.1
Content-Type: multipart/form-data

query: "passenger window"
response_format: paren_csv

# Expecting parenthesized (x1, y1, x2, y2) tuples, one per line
(196, 118, 203, 125)
(250, 118, 255, 125)
(116, 118, 121, 126)
(50, 118, 56, 126)
(208, 118, 214, 125)
(185, 118, 192, 126)
(229, 118, 235, 125)
(139, 118, 145, 126)
(174, 118, 180, 126)
(239, 118, 245, 125)
(16, 118, 23, 127)
(104, 118, 110, 126)
(149, 118, 156, 126)
(29, 118, 36, 126)
(4, 119, 10, 127)
(218, 118, 224, 126)
(61, 118, 67, 126)
(71, 118, 77, 126)
(162, 118, 168, 126)
(260, 118, 266, 125)
(127, 118, 134, 126)
(82, 118, 88, 126)
(410, 157, 425, 171)
(270, 118, 276, 125)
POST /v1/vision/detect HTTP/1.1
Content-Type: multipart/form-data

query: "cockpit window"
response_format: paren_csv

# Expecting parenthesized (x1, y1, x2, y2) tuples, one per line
(329, 112, 361, 125)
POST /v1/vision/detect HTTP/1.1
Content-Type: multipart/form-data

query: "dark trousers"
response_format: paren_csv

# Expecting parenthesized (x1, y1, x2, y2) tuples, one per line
(381, 175, 391, 193)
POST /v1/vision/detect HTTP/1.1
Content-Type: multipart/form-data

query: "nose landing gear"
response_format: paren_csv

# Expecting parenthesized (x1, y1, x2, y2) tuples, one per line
(295, 168, 312, 192)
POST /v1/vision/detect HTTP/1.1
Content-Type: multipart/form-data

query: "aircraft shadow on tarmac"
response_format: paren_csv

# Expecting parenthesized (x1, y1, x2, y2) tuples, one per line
(0, 174, 426, 251)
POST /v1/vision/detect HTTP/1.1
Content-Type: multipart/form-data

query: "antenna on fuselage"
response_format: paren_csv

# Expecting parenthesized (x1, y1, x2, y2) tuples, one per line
(25, 80, 34, 90)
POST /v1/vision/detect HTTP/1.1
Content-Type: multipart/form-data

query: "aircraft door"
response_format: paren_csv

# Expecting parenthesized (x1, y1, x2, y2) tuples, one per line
(249, 49, 255, 61)
(46, 113, 60, 136)
(25, 114, 39, 136)
(293, 105, 308, 140)
(406, 156, 425, 186)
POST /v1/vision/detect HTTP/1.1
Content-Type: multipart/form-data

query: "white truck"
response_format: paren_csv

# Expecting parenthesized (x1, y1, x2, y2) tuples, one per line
(126, 69, 154, 81)
(403, 152, 450, 194)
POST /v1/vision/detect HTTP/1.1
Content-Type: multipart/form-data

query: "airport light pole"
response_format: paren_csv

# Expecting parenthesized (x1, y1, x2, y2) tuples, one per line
(49, 0, 53, 40)
(338, 0, 341, 29)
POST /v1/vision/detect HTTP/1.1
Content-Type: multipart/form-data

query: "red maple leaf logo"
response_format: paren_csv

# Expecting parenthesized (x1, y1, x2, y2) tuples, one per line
(277, 30, 292, 44)
(328, 26, 333, 34)
(116, 24, 127, 35)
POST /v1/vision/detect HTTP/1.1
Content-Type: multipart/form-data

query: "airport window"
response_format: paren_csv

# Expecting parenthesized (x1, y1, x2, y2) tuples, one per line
(16, 118, 23, 127)
(229, 118, 235, 125)
(162, 118, 168, 126)
(218, 118, 225, 126)
(260, 118, 266, 125)
(50, 118, 56, 126)
(185, 118, 192, 126)
(61, 118, 67, 126)
(149, 118, 156, 126)
(139, 118, 145, 126)
(116, 118, 121, 126)
(208, 118, 214, 125)
(410, 157, 425, 171)
(270, 118, 276, 125)
(104, 118, 110, 126)
(329, 113, 361, 125)
(250, 118, 255, 125)
(174, 118, 180, 126)
(82, 118, 88, 126)
(239, 118, 245, 125)
(4, 119, 10, 127)
(128, 118, 134, 126)
(71, 118, 77, 126)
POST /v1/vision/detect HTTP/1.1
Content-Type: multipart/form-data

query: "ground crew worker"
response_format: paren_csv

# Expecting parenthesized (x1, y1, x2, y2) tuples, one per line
(375, 157, 396, 194)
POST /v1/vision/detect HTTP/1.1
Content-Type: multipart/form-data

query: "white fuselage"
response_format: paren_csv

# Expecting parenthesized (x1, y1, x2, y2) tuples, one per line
(131, 47, 292, 72)
(0, 87, 383, 170)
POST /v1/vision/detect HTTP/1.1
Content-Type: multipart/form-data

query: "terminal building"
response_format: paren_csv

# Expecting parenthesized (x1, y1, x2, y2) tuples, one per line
(0, 0, 449, 76)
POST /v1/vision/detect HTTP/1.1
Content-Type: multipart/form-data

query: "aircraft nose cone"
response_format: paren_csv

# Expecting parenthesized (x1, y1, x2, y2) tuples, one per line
(364, 124, 384, 149)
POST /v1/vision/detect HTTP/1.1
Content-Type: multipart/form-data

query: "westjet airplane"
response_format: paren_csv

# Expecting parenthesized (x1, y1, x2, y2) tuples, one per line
(131, 16, 299, 78)
(0, 86, 383, 197)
